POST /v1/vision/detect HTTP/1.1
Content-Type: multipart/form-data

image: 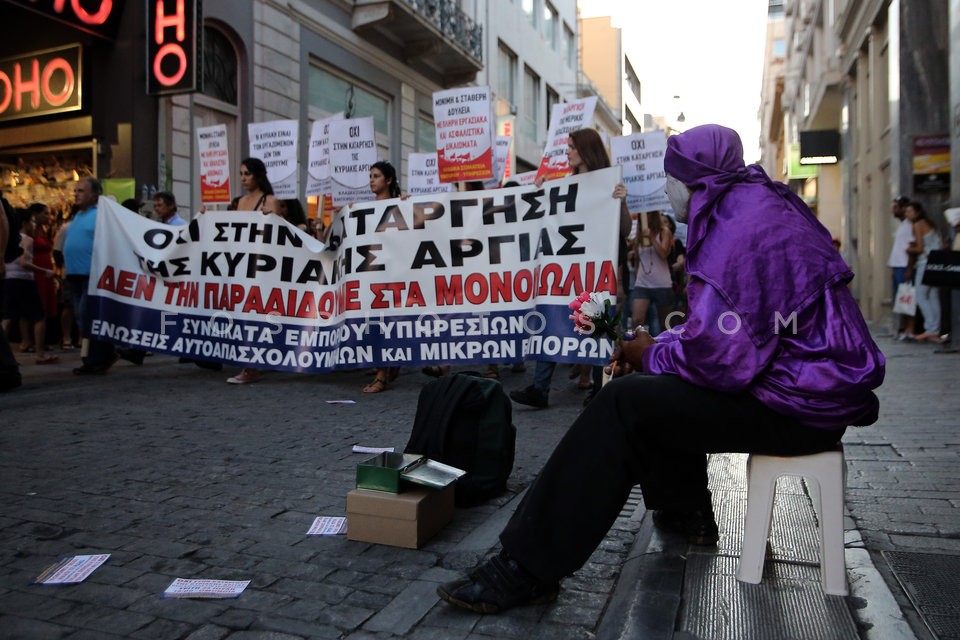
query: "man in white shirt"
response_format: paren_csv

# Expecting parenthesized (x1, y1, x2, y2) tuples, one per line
(887, 195, 915, 338)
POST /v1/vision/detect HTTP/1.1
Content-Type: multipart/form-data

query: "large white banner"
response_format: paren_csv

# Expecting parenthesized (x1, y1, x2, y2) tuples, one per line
(611, 131, 669, 213)
(305, 112, 344, 198)
(329, 117, 377, 207)
(248, 120, 299, 199)
(87, 168, 623, 372)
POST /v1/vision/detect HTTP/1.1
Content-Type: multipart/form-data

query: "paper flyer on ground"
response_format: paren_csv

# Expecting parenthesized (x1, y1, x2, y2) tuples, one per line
(34, 554, 110, 585)
(162, 578, 251, 599)
(307, 516, 348, 535)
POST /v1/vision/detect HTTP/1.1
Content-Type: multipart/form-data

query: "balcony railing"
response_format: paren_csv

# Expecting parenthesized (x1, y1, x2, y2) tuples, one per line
(401, 0, 483, 62)
(352, 0, 483, 87)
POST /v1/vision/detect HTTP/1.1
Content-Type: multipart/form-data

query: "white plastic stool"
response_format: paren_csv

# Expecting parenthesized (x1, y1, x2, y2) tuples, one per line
(736, 444, 848, 596)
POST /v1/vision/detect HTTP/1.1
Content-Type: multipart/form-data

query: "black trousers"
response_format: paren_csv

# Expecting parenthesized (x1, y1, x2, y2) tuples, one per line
(500, 374, 845, 583)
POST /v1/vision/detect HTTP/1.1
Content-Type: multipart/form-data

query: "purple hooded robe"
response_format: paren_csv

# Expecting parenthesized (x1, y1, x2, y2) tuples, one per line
(642, 125, 884, 429)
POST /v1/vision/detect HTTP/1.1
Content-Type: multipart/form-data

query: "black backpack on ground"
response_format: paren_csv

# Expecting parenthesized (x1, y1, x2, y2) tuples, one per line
(405, 372, 516, 507)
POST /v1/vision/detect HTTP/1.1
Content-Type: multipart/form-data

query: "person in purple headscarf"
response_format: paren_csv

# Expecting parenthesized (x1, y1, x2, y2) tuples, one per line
(437, 124, 885, 614)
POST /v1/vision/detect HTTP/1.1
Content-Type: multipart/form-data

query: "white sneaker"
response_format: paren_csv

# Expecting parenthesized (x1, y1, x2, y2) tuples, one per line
(227, 369, 262, 384)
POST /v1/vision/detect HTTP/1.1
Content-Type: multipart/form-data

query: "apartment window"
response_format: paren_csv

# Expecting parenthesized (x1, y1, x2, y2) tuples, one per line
(562, 24, 575, 68)
(543, 2, 558, 48)
(773, 38, 786, 57)
(521, 66, 540, 140)
(417, 112, 436, 152)
(546, 86, 559, 130)
(522, 0, 538, 28)
(497, 42, 517, 107)
(308, 65, 389, 137)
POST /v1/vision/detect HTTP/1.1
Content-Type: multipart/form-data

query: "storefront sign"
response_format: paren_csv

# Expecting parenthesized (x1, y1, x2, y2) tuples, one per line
(146, 0, 201, 96)
(0, 44, 82, 122)
(912, 134, 950, 192)
(6, 0, 124, 39)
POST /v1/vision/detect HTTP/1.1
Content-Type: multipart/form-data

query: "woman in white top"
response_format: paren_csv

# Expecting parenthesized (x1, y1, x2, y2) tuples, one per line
(905, 201, 944, 342)
(630, 211, 675, 335)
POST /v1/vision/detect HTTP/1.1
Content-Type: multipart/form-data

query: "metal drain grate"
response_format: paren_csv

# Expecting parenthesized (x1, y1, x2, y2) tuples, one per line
(884, 551, 960, 639)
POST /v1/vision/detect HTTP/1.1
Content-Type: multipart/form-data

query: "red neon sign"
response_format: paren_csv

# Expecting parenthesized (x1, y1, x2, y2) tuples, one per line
(0, 44, 81, 122)
(146, 0, 200, 95)
(8, 0, 123, 38)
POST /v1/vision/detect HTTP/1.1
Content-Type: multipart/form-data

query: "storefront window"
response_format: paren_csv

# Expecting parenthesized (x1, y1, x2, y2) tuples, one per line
(308, 66, 389, 138)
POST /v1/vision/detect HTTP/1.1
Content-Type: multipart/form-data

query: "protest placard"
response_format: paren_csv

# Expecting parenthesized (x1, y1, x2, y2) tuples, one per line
(610, 131, 669, 213)
(248, 119, 299, 199)
(197, 124, 230, 204)
(329, 117, 378, 207)
(407, 152, 453, 196)
(433, 86, 494, 183)
(305, 113, 344, 199)
(536, 97, 598, 182)
(483, 136, 512, 189)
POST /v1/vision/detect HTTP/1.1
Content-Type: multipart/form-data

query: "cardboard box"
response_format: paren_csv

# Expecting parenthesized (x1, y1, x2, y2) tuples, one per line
(346, 485, 454, 549)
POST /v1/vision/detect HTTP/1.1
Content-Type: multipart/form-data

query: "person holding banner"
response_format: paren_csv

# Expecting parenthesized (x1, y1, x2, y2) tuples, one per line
(363, 161, 403, 393)
(65, 177, 120, 375)
(225, 158, 279, 384)
(438, 124, 884, 614)
(510, 128, 631, 409)
(230, 157, 279, 215)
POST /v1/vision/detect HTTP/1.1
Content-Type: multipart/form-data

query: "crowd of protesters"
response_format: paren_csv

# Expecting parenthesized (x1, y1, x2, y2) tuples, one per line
(2, 137, 954, 396)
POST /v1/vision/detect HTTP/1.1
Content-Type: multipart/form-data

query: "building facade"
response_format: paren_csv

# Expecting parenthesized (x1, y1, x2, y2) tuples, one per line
(761, 0, 952, 323)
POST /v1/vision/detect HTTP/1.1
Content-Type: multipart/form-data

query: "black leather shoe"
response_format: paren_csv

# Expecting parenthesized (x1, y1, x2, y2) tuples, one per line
(652, 508, 720, 545)
(118, 348, 145, 365)
(509, 386, 548, 408)
(73, 353, 120, 375)
(437, 551, 560, 613)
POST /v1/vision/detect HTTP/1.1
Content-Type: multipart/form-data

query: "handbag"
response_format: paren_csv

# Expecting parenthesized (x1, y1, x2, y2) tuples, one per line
(921, 250, 960, 288)
(893, 282, 917, 316)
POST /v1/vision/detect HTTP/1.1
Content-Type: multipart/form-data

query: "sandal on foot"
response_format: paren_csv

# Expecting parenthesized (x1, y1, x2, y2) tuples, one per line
(363, 378, 388, 393)
(482, 369, 500, 380)
(18, 345, 35, 353)
(422, 366, 445, 378)
(36, 355, 60, 365)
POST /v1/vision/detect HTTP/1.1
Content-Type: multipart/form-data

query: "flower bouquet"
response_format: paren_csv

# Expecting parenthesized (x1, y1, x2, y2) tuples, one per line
(569, 292, 640, 387)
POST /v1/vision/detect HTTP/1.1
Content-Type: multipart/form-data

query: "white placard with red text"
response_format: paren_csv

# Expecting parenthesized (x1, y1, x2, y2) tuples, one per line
(433, 86, 494, 183)
(536, 97, 598, 181)
(197, 124, 231, 204)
